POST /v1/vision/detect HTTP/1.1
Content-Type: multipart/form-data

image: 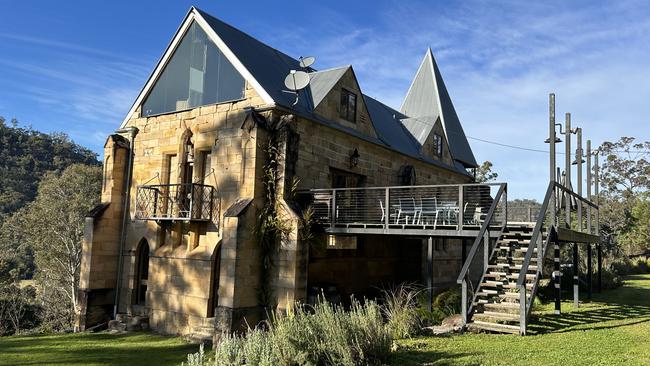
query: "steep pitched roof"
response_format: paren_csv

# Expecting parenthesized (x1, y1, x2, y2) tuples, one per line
(400, 49, 477, 168)
(122, 7, 474, 176)
(308, 66, 350, 108)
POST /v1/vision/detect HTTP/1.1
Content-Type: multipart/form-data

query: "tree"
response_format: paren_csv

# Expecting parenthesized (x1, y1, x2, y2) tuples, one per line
(597, 137, 650, 256)
(3, 164, 101, 330)
(474, 161, 498, 183)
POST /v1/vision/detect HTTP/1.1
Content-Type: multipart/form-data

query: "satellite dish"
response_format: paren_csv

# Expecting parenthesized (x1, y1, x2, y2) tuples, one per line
(284, 70, 310, 91)
(299, 56, 316, 68)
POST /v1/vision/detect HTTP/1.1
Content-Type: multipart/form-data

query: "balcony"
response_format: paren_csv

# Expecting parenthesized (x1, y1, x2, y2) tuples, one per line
(307, 183, 506, 236)
(135, 183, 218, 223)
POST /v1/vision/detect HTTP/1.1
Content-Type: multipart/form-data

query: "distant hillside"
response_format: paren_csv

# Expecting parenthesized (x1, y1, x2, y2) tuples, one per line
(0, 117, 100, 223)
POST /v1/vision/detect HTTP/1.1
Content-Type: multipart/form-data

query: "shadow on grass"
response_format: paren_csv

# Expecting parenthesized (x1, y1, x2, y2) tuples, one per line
(529, 275, 650, 334)
(0, 332, 199, 366)
(391, 345, 478, 366)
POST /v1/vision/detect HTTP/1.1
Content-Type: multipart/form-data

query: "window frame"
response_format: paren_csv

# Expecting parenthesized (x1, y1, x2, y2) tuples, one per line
(433, 133, 443, 158)
(339, 88, 357, 123)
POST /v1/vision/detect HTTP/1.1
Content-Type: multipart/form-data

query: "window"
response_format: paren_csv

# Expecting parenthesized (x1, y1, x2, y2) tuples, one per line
(433, 133, 443, 157)
(339, 89, 357, 122)
(331, 168, 365, 188)
(142, 22, 246, 117)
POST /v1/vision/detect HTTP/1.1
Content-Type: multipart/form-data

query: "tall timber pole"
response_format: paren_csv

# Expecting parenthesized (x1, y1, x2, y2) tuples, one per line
(549, 94, 561, 315)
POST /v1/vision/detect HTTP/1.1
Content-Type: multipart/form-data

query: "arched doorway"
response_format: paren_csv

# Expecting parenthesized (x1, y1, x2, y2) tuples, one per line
(206, 244, 222, 317)
(134, 239, 149, 305)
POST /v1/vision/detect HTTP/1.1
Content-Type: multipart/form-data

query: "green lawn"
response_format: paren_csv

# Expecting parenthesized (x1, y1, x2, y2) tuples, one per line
(0, 332, 199, 366)
(2, 275, 649, 366)
(392, 274, 650, 366)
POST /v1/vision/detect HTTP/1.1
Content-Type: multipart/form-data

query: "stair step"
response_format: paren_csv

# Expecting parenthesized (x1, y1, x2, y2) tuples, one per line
(498, 256, 538, 262)
(474, 311, 520, 321)
(483, 302, 521, 311)
(506, 273, 536, 280)
(484, 272, 508, 278)
(469, 320, 520, 334)
(511, 264, 538, 271)
(503, 283, 534, 290)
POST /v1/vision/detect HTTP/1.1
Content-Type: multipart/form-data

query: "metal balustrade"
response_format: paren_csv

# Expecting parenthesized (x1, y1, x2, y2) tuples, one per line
(135, 183, 218, 223)
(310, 183, 505, 233)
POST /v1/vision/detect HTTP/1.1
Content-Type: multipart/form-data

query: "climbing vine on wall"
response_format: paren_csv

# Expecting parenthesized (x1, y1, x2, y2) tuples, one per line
(254, 114, 294, 310)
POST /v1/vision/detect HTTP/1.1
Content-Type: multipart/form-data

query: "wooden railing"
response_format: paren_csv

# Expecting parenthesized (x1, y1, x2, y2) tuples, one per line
(517, 182, 599, 334)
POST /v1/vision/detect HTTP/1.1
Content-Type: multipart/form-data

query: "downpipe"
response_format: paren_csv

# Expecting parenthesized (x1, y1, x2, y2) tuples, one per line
(113, 126, 139, 319)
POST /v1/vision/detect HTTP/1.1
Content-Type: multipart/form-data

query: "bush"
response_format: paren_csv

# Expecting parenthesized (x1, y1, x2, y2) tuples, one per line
(612, 258, 650, 275)
(598, 268, 624, 290)
(184, 298, 392, 366)
(415, 286, 462, 327)
(380, 283, 422, 339)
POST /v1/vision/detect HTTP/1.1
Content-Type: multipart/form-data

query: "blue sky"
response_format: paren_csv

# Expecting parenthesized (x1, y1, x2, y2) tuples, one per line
(1, 0, 649, 200)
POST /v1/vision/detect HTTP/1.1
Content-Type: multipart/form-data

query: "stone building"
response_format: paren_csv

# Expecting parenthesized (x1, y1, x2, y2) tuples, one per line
(77, 7, 479, 339)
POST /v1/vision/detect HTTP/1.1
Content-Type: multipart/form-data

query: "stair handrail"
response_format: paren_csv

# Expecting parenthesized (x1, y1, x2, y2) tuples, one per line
(456, 182, 508, 325)
(517, 181, 558, 334)
(516, 182, 557, 287)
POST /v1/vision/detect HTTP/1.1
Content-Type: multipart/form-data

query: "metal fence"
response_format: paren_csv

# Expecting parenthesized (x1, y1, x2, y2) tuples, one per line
(135, 183, 218, 223)
(310, 183, 505, 230)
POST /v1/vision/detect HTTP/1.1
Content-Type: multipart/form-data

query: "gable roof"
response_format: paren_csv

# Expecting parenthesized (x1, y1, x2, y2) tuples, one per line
(121, 7, 475, 176)
(308, 66, 350, 108)
(400, 49, 477, 168)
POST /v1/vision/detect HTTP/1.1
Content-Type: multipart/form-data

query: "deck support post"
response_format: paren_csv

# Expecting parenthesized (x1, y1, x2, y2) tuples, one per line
(462, 239, 467, 264)
(553, 239, 561, 315)
(587, 243, 593, 300)
(427, 236, 433, 312)
(597, 241, 603, 292)
(573, 242, 579, 307)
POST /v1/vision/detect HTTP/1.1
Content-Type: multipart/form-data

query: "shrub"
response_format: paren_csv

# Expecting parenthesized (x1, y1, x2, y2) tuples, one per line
(414, 286, 462, 327)
(380, 283, 422, 339)
(598, 268, 624, 290)
(213, 333, 245, 366)
(190, 298, 392, 366)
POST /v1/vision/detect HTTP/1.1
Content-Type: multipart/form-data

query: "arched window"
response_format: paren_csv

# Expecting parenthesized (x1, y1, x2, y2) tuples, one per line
(134, 239, 150, 306)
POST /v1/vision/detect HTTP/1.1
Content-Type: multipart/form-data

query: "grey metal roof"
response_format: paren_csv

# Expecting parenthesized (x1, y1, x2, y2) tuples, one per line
(400, 116, 438, 146)
(309, 66, 350, 108)
(400, 49, 477, 168)
(195, 8, 474, 175)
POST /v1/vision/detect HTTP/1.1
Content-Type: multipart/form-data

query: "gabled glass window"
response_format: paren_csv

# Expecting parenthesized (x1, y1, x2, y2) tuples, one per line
(142, 22, 246, 117)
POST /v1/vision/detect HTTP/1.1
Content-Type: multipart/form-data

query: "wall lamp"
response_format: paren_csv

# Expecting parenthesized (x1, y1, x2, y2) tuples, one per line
(350, 148, 360, 168)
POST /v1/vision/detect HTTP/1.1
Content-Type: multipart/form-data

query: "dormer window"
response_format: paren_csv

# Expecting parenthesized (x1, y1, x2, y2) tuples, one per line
(339, 89, 357, 123)
(433, 133, 443, 158)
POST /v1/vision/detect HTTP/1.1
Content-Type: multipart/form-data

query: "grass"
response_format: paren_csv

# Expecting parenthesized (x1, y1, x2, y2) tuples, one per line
(0, 331, 199, 366)
(392, 274, 650, 366)
(2, 275, 649, 366)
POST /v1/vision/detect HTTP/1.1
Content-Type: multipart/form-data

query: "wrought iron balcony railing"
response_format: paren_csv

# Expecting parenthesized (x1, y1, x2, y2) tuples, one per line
(135, 183, 218, 223)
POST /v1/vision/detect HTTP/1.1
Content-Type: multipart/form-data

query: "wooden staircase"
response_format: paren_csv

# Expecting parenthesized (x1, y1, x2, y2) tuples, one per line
(466, 223, 546, 334)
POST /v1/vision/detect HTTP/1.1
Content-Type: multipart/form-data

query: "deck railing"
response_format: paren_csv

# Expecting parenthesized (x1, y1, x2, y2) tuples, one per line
(309, 183, 505, 232)
(134, 183, 218, 223)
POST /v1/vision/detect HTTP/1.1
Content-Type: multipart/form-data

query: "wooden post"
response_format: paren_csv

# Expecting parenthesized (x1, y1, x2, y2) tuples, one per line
(587, 243, 593, 300)
(462, 239, 467, 264)
(587, 140, 592, 233)
(549, 94, 557, 226)
(576, 128, 583, 232)
(598, 242, 603, 293)
(565, 113, 572, 227)
(554, 239, 561, 315)
(573, 243, 579, 307)
(427, 236, 433, 312)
